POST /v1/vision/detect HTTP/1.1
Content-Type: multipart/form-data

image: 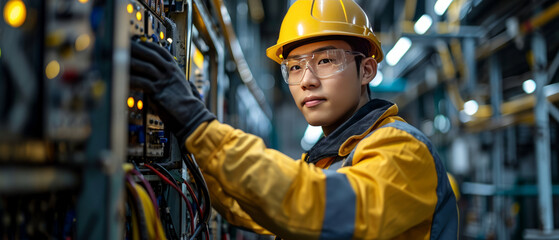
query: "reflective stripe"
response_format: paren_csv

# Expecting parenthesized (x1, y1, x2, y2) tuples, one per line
(324, 120, 458, 239)
(379, 121, 458, 240)
(319, 170, 356, 240)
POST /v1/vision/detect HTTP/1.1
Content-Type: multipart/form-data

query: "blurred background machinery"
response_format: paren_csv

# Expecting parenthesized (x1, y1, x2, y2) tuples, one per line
(0, 0, 269, 238)
(1, 0, 559, 239)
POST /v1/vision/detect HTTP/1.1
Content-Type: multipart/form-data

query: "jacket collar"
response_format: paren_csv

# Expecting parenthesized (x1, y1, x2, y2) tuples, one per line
(304, 99, 397, 164)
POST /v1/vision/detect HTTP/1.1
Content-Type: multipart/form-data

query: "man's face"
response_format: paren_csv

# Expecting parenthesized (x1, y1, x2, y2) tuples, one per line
(287, 40, 368, 135)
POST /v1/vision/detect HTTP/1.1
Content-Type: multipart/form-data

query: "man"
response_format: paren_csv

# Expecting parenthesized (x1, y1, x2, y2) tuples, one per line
(130, 0, 458, 239)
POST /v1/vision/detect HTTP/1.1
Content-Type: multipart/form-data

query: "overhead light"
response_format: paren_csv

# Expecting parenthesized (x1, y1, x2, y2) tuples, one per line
(370, 71, 383, 87)
(386, 37, 412, 66)
(414, 14, 433, 35)
(434, 0, 453, 15)
(463, 100, 479, 115)
(300, 125, 322, 151)
(522, 79, 536, 94)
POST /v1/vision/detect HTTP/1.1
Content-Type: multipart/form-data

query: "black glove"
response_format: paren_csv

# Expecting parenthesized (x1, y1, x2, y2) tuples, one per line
(130, 41, 216, 144)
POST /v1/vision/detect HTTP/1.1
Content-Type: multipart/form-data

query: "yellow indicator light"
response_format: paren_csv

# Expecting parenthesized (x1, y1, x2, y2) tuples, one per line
(46, 30, 65, 47)
(137, 100, 143, 110)
(127, 97, 135, 108)
(78, 0, 88, 3)
(136, 11, 142, 21)
(91, 81, 106, 99)
(45, 60, 60, 79)
(127, 3, 133, 14)
(3, 0, 27, 28)
(75, 34, 91, 51)
(159, 31, 164, 40)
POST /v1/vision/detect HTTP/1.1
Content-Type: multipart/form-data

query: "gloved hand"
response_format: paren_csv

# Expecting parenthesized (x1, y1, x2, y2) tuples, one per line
(130, 41, 216, 144)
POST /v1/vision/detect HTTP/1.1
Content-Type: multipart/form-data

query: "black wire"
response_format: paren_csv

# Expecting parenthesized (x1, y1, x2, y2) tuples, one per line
(153, 163, 203, 220)
(125, 177, 149, 240)
(182, 154, 212, 240)
(182, 154, 211, 225)
(153, 163, 180, 185)
(188, 223, 208, 240)
(159, 197, 179, 240)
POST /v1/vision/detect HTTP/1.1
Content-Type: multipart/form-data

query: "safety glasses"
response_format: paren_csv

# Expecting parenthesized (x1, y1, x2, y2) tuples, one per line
(281, 49, 365, 85)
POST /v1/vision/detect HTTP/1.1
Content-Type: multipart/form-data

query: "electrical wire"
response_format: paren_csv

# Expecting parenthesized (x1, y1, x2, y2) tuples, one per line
(183, 154, 211, 223)
(132, 183, 167, 239)
(182, 154, 212, 240)
(159, 197, 179, 240)
(153, 163, 210, 240)
(144, 164, 196, 235)
(126, 170, 162, 239)
(182, 177, 211, 240)
(129, 168, 160, 219)
(153, 163, 204, 223)
(125, 176, 149, 240)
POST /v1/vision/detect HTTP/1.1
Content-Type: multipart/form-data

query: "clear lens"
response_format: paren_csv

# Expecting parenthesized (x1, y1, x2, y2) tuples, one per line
(281, 49, 363, 85)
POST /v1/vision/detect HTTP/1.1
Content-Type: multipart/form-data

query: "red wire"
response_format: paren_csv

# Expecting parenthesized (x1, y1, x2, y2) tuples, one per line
(182, 177, 204, 220)
(204, 225, 210, 240)
(144, 164, 195, 235)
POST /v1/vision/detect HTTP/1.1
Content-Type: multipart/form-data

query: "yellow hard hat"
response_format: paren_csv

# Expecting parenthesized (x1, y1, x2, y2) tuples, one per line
(266, 0, 383, 64)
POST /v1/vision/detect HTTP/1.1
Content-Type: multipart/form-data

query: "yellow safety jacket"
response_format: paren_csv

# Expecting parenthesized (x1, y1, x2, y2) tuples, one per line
(186, 99, 458, 240)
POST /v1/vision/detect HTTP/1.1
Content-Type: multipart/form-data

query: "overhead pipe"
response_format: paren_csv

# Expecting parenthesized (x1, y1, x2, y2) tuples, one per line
(520, 1, 559, 34)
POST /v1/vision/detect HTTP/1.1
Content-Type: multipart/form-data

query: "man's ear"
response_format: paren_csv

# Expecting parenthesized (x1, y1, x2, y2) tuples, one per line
(360, 57, 378, 86)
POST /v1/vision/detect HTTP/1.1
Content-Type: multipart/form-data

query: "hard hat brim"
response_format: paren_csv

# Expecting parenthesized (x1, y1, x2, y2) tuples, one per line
(266, 31, 383, 65)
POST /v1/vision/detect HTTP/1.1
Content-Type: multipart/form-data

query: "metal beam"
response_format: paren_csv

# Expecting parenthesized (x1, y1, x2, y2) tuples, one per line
(210, 0, 273, 120)
(489, 54, 507, 240)
(464, 38, 477, 93)
(532, 31, 554, 234)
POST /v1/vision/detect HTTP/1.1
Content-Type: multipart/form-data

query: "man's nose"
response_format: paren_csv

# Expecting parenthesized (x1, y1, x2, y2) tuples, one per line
(299, 64, 320, 89)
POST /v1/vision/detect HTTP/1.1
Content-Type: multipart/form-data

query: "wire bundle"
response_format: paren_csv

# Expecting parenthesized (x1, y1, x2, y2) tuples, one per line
(124, 154, 211, 240)
(124, 165, 167, 240)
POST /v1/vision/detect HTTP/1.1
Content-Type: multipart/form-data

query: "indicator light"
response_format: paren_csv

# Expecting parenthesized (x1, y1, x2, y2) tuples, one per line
(78, 0, 89, 3)
(127, 97, 135, 108)
(45, 60, 60, 79)
(136, 11, 142, 21)
(3, 0, 26, 28)
(127, 3, 134, 14)
(137, 100, 143, 110)
(75, 34, 91, 51)
(159, 31, 164, 40)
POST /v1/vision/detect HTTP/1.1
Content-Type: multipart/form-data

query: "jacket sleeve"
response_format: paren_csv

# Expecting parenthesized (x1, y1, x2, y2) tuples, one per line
(185, 120, 440, 240)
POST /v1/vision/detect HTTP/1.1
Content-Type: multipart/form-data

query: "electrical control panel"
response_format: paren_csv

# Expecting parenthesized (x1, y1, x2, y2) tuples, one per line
(1, 0, 224, 238)
(126, 0, 178, 166)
